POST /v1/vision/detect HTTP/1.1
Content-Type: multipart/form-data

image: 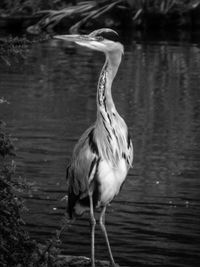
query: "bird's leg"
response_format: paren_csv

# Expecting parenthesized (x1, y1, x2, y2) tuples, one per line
(89, 190, 96, 267)
(99, 206, 116, 267)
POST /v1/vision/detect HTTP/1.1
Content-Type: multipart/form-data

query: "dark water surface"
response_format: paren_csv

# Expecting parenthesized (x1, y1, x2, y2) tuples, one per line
(0, 37, 200, 267)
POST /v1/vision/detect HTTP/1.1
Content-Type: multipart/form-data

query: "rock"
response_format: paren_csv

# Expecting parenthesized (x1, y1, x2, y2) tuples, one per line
(56, 255, 121, 267)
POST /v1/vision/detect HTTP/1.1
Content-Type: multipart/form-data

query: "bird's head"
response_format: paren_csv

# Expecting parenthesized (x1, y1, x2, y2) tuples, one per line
(54, 28, 124, 55)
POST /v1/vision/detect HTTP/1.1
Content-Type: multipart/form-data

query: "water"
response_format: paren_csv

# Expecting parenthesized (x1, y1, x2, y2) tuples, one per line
(0, 36, 200, 267)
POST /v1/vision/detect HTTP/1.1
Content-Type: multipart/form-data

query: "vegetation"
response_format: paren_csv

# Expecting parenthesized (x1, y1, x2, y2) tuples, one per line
(1, 0, 200, 35)
(129, 0, 200, 30)
(0, 0, 74, 15)
(0, 122, 64, 267)
(26, 0, 132, 34)
(128, 0, 199, 12)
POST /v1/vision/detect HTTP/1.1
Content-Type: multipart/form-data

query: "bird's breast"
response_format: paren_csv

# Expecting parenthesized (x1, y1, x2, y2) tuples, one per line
(97, 158, 127, 206)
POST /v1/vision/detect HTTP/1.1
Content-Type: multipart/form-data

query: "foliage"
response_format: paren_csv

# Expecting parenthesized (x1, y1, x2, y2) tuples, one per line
(1, 0, 200, 34)
(26, 0, 130, 34)
(0, 122, 66, 267)
(0, 0, 75, 15)
(0, 122, 31, 266)
(128, 0, 200, 12)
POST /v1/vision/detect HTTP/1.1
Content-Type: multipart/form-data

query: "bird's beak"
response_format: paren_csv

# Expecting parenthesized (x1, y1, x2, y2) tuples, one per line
(54, 34, 96, 44)
(54, 34, 104, 51)
(54, 34, 87, 42)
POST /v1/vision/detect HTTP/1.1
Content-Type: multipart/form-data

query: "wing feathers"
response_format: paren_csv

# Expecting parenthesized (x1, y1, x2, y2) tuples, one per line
(66, 127, 100, 218)
(66, 127, 99, 197)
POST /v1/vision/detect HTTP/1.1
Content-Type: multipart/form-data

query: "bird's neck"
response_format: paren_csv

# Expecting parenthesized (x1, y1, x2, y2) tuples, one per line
(97, 51, 122, 119)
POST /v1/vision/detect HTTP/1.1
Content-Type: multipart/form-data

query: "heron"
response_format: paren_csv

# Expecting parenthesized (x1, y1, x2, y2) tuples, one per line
(55, 28, 133, 267)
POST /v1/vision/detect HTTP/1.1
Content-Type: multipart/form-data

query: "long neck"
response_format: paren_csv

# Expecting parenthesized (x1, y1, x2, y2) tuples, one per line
(97, 51, 122, 118)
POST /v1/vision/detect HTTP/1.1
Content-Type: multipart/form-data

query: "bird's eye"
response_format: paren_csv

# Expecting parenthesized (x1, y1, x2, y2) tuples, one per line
(95, 31, 119, 42)
(95, 36, 104, 42)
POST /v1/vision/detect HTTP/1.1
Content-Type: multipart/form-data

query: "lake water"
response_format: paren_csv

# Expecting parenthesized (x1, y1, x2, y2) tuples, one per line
(0, 35, 200, 267)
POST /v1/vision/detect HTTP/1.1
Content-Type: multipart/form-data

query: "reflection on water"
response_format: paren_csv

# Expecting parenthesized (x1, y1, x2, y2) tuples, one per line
(0, 38, 200, 267)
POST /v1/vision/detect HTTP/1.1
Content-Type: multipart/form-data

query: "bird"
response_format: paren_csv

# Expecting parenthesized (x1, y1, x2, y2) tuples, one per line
(55, 28, 133, 267)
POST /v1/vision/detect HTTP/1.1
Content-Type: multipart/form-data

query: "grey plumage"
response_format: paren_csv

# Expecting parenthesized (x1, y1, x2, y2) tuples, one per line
(55, 28, 133, 267)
